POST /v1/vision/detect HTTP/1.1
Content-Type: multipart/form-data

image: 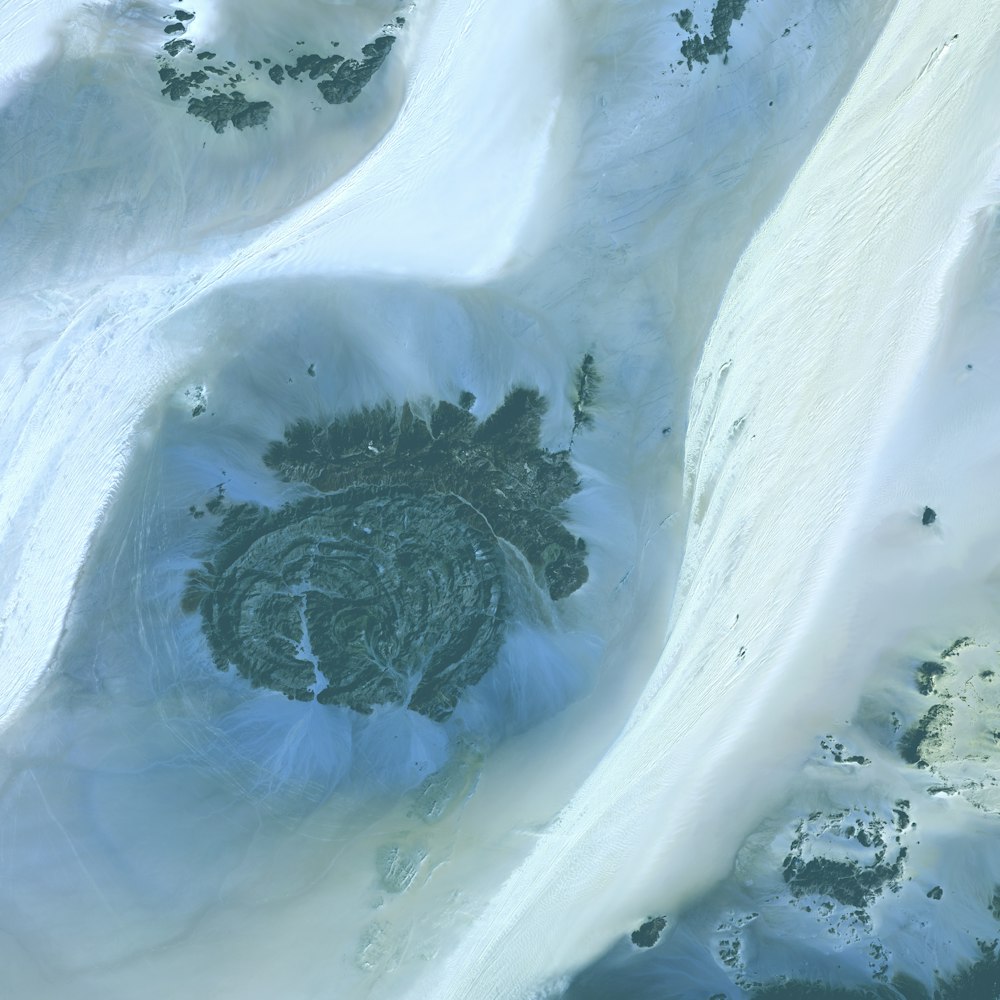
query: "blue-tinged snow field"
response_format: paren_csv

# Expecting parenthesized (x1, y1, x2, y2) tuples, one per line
(3, 0, 1000, 998)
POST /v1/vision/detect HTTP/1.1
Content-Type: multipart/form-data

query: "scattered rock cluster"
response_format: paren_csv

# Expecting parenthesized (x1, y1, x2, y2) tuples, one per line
(154, 6, 404, 132)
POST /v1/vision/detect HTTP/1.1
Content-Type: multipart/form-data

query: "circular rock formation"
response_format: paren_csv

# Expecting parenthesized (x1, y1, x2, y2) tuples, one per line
(183, 383, 594, 720)
(187, 489, 505, 721)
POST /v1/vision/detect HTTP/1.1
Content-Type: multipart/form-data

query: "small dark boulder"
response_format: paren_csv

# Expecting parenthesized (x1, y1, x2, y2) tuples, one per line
(630, 915, 667, 948)
(922, 506, 936, 525)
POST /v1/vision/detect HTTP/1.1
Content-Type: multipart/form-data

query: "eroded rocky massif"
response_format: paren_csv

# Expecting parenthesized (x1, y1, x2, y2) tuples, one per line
(183, 384, 591, 717)
(154, 6, 404, 132)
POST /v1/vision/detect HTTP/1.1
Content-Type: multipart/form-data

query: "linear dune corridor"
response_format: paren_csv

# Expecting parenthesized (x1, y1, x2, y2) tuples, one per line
(4, 0, 1000, 997)
(422, 5, 1000, 997)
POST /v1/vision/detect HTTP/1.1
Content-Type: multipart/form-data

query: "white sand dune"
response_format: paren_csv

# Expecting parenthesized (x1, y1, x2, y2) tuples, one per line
(0, 0, 79, 96)
(417, 5, 1000, 996)
(5, 0, 1000, 997)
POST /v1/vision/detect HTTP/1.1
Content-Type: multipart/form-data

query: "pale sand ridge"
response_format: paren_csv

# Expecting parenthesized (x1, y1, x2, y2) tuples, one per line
(417, 5, 1000, 996)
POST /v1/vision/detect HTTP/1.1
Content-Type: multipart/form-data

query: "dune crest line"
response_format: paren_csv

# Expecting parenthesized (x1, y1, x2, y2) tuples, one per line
(416, 4, 1000, 997)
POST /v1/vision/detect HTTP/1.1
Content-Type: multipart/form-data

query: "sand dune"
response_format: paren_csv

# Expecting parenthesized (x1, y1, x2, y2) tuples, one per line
(417, 4, 1000, 996)
(4, 0, 1000, 997)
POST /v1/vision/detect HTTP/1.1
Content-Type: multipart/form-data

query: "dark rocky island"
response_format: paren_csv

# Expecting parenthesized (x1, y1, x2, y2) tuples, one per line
(183, 386, 591, 718)
(675, 1, 753, 68)
(186, 92, 273, 133)
(898, 703, 953, 767)
(319, 36, 395, 104)
(749, 939, 1000, 998)
(153, 5, 403, 132)
(915, 660, 946, 696)
(630, 915, 667, 948)
(261, 388, 589, 600)
(781, 811, 906, 911)
(571, 352, 600, 437)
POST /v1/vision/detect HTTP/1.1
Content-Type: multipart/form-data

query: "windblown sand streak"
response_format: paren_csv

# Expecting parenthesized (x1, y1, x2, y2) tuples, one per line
(419, 5, 1000, 996)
